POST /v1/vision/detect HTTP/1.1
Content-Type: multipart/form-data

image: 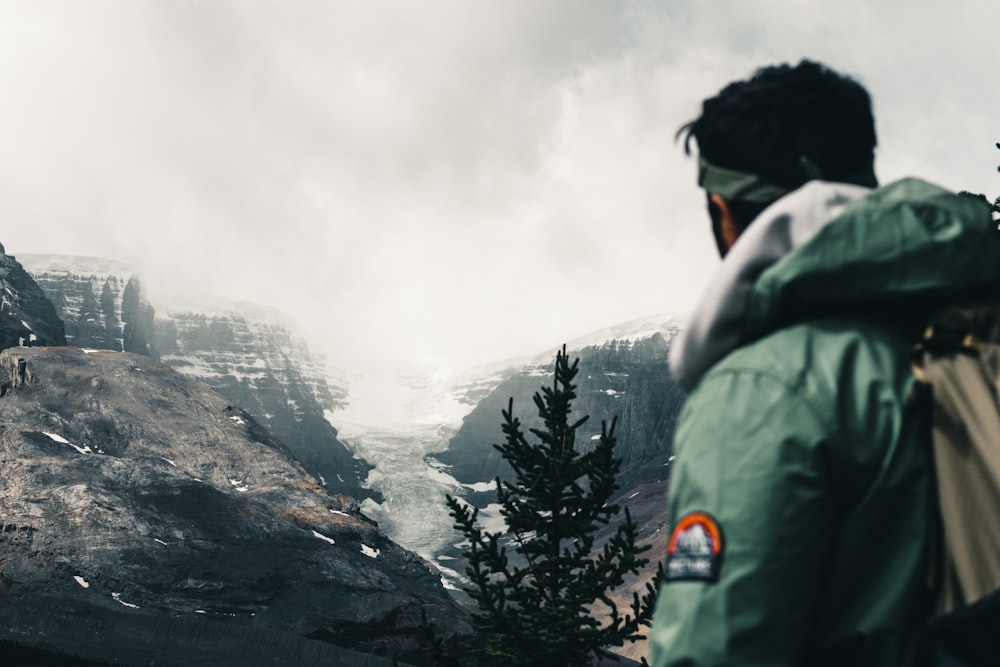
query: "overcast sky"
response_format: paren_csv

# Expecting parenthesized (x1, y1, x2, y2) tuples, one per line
(1, 1, 997, 371)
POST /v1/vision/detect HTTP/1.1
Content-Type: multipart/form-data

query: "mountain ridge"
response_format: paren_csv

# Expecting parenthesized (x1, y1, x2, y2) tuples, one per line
(19, 254, 372, 499)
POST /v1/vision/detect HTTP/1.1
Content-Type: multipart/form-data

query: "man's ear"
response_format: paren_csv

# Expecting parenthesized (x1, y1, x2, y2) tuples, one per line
(709, 193, 743, 252)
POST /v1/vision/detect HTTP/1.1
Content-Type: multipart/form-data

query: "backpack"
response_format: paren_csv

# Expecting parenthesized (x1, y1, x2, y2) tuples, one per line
(911, 302, 1000, 667)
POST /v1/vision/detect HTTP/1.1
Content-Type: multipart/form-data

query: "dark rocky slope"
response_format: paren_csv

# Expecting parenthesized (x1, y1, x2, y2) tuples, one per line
(0, 247, 66, 350)
(0, 347, 466, 665)
(156, 301, 370, 500)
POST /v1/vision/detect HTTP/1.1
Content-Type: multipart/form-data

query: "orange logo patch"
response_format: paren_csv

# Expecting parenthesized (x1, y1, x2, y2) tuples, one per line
(665, 511, 724, 582)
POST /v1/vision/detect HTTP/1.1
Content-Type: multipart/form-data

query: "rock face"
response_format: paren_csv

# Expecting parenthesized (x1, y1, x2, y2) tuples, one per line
(0, 347, 466, 665)
(156, 301, 371, 500)
(437, 330, 686, 490)
(17, 254, 156, 358)
(0, 247, 66, 350)
(19, 255, 370, 500)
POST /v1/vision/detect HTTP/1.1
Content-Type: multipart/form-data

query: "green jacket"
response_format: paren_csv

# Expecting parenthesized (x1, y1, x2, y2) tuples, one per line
(650, 179, 999, 667)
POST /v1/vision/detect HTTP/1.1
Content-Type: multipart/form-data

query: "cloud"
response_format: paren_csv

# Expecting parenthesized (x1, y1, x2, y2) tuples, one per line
(0, 0, 997, 370)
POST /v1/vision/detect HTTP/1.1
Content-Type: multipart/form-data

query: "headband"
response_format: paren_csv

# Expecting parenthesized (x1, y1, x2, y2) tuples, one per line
(697, 155, 877, 204)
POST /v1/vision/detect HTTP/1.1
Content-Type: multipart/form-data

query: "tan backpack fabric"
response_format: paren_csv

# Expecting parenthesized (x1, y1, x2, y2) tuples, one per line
(912, 304, 1000, 666)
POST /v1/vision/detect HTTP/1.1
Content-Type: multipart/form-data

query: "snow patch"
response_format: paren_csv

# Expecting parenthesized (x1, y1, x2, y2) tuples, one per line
(361, 544, 379, 559)
(154, 538, 168, 546)
(43, 431, 93, 455)
(73, 576, 90, 589)
(81, 348, 99, 354)
(20, 320, 32, 331)
(312, 530, 335, 545)
(329, 509, 350, 518)
(463, 480, 496, 493)
(229, 415, 246, 426)
(477, 503, 508, 535)
(228, 478, 249, 492)
(427, 462, 495, 494)
(111, 592, 139, 609)
(426, 465, 463, 490)
(161, 457, 177, 467)
(435, 561, 468, 591)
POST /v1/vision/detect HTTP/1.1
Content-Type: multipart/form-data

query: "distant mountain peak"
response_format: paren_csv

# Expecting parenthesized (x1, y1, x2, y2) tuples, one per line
(563, 311, 685, 352)
(15, 253, 137, 280)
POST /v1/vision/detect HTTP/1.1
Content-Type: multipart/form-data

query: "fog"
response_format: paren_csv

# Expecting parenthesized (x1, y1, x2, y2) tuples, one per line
(2, 0, 997, 371)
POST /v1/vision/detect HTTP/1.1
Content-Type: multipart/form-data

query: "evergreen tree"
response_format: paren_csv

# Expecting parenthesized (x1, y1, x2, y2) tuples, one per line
(435, 346, 662, 666)
(959, 141, 1000, 216)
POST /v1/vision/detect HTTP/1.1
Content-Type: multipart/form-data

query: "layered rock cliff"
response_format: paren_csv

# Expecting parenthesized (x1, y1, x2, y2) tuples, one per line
(156, 301, 371, 500)
(16, 253, 370, 500)
(0, 247, 66, 349)
(0, 347, 466, 665)
(436, 323, 685, 490)
(17, 254, 156, 357)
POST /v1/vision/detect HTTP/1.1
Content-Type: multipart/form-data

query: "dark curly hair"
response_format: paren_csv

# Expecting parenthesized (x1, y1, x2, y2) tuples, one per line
(680, 60, 877, 223)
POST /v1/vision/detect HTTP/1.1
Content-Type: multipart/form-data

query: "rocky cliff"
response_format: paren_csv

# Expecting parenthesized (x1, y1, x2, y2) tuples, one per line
(17, 254, 156, 358)
(0, 347, 466, 665)
(0, 247, 66, 349)
(156, 301, 371, 500)
(436, 324, 686, 490)
(19, 255, 370, 500)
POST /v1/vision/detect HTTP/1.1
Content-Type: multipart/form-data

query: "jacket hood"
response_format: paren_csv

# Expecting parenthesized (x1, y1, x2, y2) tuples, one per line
(670, 178, 998, 391)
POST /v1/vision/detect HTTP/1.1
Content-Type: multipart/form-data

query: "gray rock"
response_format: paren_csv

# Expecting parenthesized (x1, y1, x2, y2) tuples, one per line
(437, 333, 685, 489)
(156, 301, 371, 499)
(0, 347, 467, 664)
(17, 254, 154, 357)
(18, 253, 371, 500)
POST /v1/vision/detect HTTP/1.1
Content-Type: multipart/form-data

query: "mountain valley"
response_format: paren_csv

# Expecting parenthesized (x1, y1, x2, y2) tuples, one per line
(1, 249, 685, 664)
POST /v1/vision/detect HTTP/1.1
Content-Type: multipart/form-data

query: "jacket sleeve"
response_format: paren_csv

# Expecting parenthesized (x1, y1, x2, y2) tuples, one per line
(650, 367, 835, 667)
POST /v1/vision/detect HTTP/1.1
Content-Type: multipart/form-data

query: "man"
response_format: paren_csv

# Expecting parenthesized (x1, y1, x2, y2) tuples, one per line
(650, 61, 1000, 666)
